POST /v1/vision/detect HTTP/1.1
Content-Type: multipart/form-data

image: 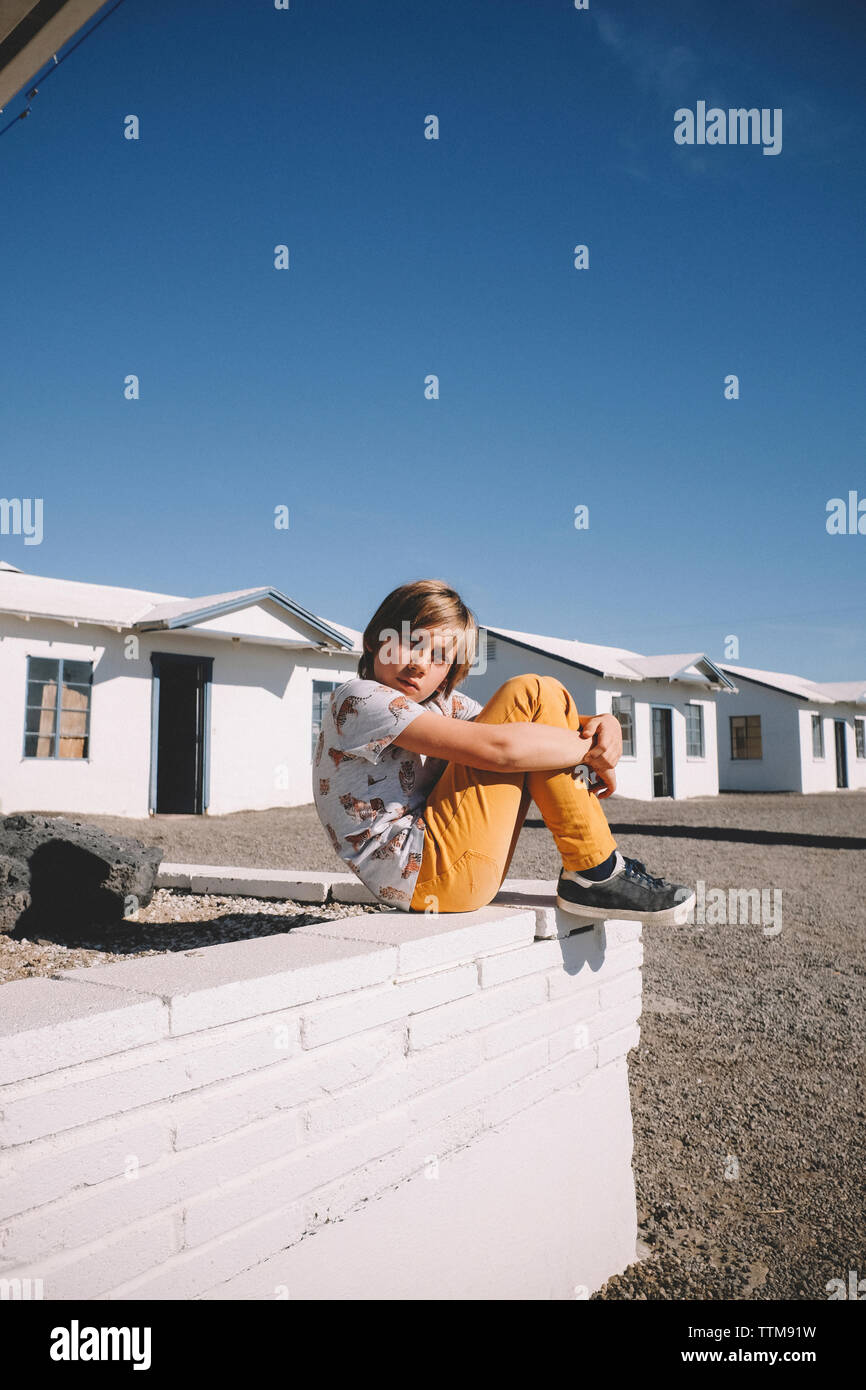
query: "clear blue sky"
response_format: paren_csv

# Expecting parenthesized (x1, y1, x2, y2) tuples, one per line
(1, 0, 863, 679)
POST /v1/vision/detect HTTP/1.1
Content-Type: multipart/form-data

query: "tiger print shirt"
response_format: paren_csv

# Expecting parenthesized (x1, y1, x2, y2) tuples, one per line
(313, 677, 483, 910)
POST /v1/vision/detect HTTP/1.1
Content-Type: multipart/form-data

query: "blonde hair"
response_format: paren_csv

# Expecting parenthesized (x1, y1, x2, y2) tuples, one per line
(358, 579, 478, 698)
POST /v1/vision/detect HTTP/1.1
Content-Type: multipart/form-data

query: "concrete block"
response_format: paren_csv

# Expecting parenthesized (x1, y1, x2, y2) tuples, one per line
(301, 964, 477, 1049)
(604, 920, 642, 946)
(547, 993, 603, 1062)
(485, 985, 599, 1063)
(7, 1213, 182, 1302)
(401, 1030, 486, 1101)
(290, 1105, 488, 1243)
(598, 939, 644, 979)
(0, 1053, 193, 1148)
(183, 1012, 303, 1088)
(182, 1109, 411, 1248)
(598, 970, 643, 1011)
(407, 1038, 549, 1130)
(0, 1111, 302, 1268)
(408, 973, 547, 1051)
(187, 867, 329, 902)
(304, 905, 535, 975)
(325, 874, 378, 904)
(55, 933, 399, 1035)
(170, 1027, 402, 1150)
(106, 1201, 308, 1300)
(483, 1042, 598, 1129)
(0, 1119, 172, 1223)
(477, 937, 568, 987)
(597, 1023, 641, 1068)
(155, 863, 192, 889)
(0, 978, 168, 1087)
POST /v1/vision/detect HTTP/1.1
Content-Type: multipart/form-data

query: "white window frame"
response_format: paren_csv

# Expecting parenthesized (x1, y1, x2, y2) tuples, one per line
(609, 692, 637, 759)
(810, 713, 825, 760)
(685, 701, 706, 760)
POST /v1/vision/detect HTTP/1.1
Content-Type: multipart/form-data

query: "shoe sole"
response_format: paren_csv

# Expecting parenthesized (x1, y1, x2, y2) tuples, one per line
(555, 891, 696, 927)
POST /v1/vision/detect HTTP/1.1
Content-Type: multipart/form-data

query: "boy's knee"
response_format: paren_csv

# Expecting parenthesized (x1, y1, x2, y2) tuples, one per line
(496, 672, 548, 700)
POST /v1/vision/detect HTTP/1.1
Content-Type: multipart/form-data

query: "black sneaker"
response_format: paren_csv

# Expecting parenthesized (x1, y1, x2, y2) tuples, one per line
(556, 857, 695, 925)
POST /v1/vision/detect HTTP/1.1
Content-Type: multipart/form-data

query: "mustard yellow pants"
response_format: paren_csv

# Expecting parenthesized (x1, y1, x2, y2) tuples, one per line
(409, 674, 618, 914)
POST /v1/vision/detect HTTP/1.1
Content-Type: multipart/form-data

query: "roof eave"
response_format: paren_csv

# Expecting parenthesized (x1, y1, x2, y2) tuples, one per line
(133, 588, 355, 651)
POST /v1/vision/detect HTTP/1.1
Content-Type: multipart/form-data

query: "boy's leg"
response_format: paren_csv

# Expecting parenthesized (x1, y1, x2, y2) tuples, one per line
(409, 673, 617, 913)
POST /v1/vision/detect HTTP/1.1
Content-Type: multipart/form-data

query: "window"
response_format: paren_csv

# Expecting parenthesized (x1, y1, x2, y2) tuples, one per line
(685, 703, 705, 758)
(730, 714, 762, 760)
(856, 718, 866, 760)
(483, 632, 496, 662)
(811, 713, 824, 759)
(23, 656, 92, 759)
(611, 695, 635, 757)
(312, 680, 340, 759)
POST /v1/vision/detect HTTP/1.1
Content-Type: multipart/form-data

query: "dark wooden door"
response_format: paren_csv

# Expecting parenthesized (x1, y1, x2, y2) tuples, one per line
(153, 655, 210, 813)
(835, 721, 848, 789)
(652, 707, 673, 798)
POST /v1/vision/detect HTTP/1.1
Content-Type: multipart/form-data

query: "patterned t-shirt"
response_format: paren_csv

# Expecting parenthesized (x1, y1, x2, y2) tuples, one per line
(313, 677, 484, 910)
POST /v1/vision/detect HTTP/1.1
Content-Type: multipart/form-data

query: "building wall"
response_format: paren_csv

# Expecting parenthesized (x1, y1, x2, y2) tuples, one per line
(797, 703, 866, 794)
(839, 704, 866, 791)
(0, 902, 641, 1301)
(718, 680, 866, 793)
(0, 616, 356, 818)
(717, 681, 803, 792)
(462, 641, 721, 799)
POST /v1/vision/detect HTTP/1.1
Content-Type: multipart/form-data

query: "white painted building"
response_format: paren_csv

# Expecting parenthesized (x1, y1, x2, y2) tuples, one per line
(0, 563, 361, 818)
(717, 663, 866, 793)
(463, 627, 736, 800)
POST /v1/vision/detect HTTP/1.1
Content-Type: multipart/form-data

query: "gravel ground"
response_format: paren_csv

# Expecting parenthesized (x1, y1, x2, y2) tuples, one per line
(3, 791, 864, 1300)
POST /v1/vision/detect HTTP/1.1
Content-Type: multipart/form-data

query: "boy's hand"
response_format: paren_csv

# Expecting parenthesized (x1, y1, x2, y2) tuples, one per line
(578, 713, 622, 798)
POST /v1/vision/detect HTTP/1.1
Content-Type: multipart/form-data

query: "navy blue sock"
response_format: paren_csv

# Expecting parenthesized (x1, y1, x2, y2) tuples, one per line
(575, 850, 618, 881)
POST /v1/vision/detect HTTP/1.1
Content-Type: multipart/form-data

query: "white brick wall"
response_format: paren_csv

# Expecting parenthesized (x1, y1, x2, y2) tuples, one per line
(0, 899, 642, 1301)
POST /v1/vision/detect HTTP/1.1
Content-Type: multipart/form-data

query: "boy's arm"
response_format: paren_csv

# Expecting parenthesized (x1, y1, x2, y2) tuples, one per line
(396, 712, 593, 773)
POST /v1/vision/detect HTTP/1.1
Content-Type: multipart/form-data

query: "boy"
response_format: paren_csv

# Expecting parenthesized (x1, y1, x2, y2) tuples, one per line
(314, 579, 695, 922)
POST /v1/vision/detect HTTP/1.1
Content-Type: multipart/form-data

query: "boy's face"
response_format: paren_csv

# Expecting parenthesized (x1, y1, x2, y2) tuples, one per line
(372, 624, 456, 702)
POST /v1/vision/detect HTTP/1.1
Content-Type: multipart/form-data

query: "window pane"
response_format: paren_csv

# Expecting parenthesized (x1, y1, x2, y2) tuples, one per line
(731, 715, 760, 759)
(61, 684, 90, 711)
(59, 709, 88, 737)
(25, 707, 55, 735)
(28, 657, 59, 681)
(58, 736, 88, 759)
(611, 696, 635, 756)
(24, 733, 56, 758)
(686, 704, 704, 757)
(26, 679, 58, 710)
(311, 681, 339, 758)
(62, 660, 93, 684)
